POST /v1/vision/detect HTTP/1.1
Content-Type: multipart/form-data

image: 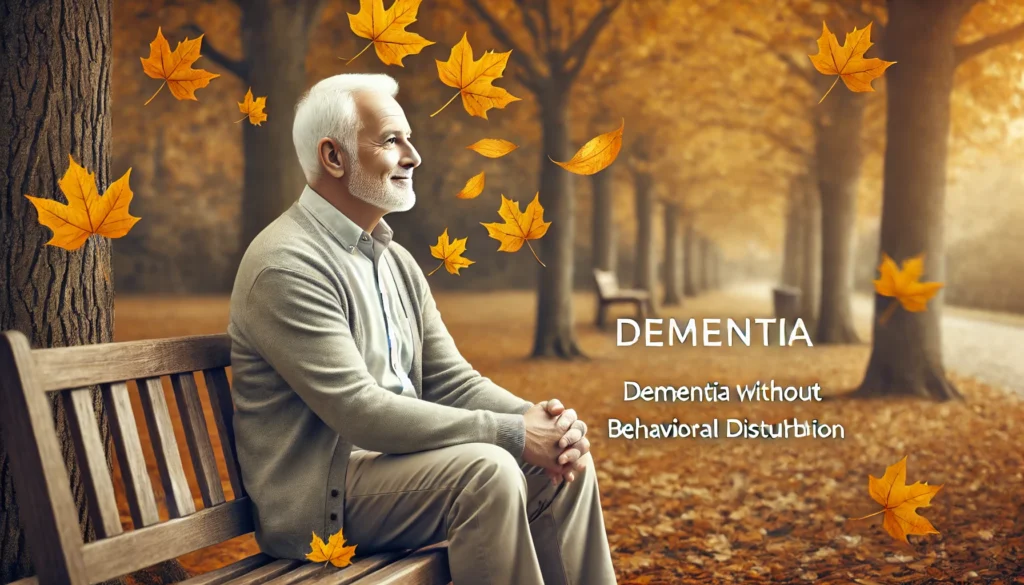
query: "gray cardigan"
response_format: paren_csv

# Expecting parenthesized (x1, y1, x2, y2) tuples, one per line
(228, 199, 532, 560)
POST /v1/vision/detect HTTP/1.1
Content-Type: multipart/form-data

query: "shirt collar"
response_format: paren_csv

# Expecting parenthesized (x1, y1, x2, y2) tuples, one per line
(298, 185, 394, 252)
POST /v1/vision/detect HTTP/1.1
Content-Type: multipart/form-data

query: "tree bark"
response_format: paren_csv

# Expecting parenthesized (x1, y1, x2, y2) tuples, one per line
(0, 2, 186, 583)
(631, 169, 657, 313)
(662, 204, 682, 306)
(781, 184, 804, 288)
(699, 237, 712, 291)
(684, 223, 699, 296)
(591, 169, 616, 273)
(855, 0, 970, 400)
(800, 179, 821, 328)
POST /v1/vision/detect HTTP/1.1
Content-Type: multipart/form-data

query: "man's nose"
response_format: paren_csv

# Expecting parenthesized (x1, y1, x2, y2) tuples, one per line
(401, 143, 422, 169)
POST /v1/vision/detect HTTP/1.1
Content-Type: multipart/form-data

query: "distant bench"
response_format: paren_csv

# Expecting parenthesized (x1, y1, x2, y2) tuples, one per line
(0, 330, 451, 585)
(593, 269, 651, 329)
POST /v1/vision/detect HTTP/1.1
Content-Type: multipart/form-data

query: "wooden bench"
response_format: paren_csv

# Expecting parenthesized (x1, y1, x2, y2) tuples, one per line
(0, 330, 451, 585)
(593, 269, 651, 329)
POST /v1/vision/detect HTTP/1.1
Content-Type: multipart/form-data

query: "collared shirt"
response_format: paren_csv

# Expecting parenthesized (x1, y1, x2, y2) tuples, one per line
(297, 185, 416, 400)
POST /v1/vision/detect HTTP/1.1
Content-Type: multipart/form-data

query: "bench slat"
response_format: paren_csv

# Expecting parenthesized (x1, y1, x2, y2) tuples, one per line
(137, 376, 196, 518)
(303, 551, 411, 585)
(102, 381, 160, 528)
(203, 367, 245, 498)
(62, 389, 123, 538)
(31, 334, 231, 392)
(172, 372, 225, 508)
(82, 498, 253, 584)
(348, 549, 450, 585)
(258, 563, 325, 585)
(221, 560, 304, 585)
(178, 554, 274, 585)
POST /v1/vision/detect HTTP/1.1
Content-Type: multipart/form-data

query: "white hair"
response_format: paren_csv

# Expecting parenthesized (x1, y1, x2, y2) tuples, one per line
(292, 73, 399, 183)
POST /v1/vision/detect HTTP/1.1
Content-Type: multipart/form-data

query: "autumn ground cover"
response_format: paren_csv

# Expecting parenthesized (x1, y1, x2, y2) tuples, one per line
(110, 289, 1024, 584)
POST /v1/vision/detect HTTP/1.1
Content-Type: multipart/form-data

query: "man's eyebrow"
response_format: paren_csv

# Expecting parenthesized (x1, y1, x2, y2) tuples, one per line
(380, 127, 412, 137)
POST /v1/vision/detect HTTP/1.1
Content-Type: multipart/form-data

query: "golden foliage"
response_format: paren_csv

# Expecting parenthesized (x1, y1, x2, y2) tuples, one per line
(467, 138, 518, 158)
(873, 253, 944, 323)
(344, 0, 435, 66)
(306, 529, 357, 567)
(852, 456, 943, 544)
(428, 228, 475, 276)
(480, 193, 550, 266)
(808, 22, 895, 104)
(433, 33, 521, 119)
(140, 27, 220, 105)
(456, 171, 486, 199)
(236, 88, 267, 126)
(550, 119, 624, 175)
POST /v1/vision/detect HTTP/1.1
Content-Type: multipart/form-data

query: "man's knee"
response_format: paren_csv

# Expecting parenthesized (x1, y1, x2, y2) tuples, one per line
(453, 443, 527, 500)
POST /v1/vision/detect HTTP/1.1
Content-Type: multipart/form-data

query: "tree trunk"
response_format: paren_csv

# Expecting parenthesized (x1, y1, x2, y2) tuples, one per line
(532, 87, 582, 358)
(591, 169, 616, 273)
(855, 0, 969, 400)
(781, 185, 804, 288)
(632, 169, 657, 313)
(662, 204, 682, 306)
(800, 179, 821, 328)
(699, 237, 712, 291)
(0, 2, 187, 583)
(815, 87, 865, 344)
(684, 223, 699, 296)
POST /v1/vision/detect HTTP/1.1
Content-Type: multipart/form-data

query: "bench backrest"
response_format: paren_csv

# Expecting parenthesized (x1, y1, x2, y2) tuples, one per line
(0, 330, 249, 585)
(593, 269, 619, 298)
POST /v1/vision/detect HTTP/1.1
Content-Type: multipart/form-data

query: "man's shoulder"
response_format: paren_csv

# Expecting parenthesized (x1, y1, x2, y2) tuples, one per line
(232, 204, 332, 294)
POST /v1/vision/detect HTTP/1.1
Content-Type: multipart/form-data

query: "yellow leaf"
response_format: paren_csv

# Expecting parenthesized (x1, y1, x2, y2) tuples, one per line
(24, 155, 141, 251)
(480, 193, 550, 266)
(428, 228, 475, 276)
(808, 22, 895, 104)
(466, 138, 518, 158)
(456, 171, 486, 199)
(873, 253, 943, 323)
(432, 33, 521, 119)
(344, 0, 435, 66)
(305, 529, 357, 568)
(550, 119, 624, 176)
(236, 88, 268, 126)
(140, 27, 220, 105)
(851, 456, 942, 544)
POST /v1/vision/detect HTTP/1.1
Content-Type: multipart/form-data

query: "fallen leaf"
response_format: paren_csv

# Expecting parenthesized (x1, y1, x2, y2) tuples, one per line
(25, 155, 141, 251)
(467, 138, 518, 158)
(428, 228, 474, 276)
(480, 193, 550, 266)
(432, 32, 521, 119)
(550, 119, 624, 175)
(236, 88, 268, 126)
(306, 529, 357, 568)
(140, 27, 220, 105)
(456, 171, 486, 199)
(344, 0, 435, 66)
(808, 22, 895, 104)
(873, 253, 943, 323)
(851, 456, 943, 544)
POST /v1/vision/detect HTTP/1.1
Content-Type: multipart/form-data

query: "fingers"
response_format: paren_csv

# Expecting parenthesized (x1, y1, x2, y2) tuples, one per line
(558, 419, 588, 448)
(557, 436, 591, 466)
(545, 398, 564, 415)
(555, 408, 577, 432)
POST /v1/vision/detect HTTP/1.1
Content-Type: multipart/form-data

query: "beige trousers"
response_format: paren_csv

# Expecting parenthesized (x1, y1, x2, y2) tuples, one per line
(343, 443, 618, 585)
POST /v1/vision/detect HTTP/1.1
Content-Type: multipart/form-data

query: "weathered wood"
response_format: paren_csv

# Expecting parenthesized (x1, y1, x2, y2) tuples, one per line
(31, 335, 231, 392)
(102, 381, 161, 528)
(348, 549, 450, 585)
(303, 552, 412, 585)
(219, 560, 304, 585)
(62, 389, 123, 538)
(137, 376, 196, 518)
(593, 269, 650, 328)
(203, 368, 245, 498)
(177, 555, 274, 585)
(258, 563, 326, 585)
(172, 372, 226, 507)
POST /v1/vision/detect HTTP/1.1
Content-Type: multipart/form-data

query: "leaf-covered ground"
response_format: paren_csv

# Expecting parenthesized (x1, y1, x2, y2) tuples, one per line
(111, 289, 1024, 584)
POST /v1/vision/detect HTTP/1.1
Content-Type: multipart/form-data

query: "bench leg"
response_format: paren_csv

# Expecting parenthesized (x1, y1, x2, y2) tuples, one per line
(596, 302, 607, 329)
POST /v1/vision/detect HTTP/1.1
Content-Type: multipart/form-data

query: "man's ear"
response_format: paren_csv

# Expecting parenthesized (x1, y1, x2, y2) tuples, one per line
(317, 137, 346, 179)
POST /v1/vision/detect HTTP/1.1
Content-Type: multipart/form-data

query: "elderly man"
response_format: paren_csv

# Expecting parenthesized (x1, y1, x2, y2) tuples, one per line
(227, 73, 617, 585)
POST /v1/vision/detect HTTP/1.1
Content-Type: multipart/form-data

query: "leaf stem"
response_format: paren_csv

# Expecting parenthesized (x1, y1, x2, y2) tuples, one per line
(340, 42, 374, 65)
(848, 509, 886, 521)
(878, 299, 898, 325)
(526, 241, 546, 267)
(144, 81, 166, 106)
(817, 76, 840, 104)
(430, 91, 461, 118)
(427, 261, 444, 276)
(234, 115, 248, 124)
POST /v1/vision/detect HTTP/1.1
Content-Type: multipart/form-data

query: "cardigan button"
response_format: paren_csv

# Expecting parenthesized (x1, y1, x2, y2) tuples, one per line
(331, 489, 339, 497)
(330, 513, 338, 521)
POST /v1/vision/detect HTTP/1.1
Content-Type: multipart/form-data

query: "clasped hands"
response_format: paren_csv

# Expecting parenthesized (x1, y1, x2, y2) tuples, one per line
(522, 399, 590, 486)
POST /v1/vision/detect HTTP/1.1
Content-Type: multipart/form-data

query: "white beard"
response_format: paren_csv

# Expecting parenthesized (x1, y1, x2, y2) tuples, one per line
(347, 161, 416, 213)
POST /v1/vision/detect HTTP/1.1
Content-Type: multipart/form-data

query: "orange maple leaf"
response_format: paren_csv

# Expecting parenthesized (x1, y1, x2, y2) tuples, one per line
(428, 229, 475, 276)
(140, 27, 220, 105)
(873, 253, 943, 324)
(808, 22, 895, 104)
(344, 0, 435, 66)
(236, 88, 268, 126)
(306, 528, 357, 568)
(24, 155, 141, 251)
(480, 193, 550, 267)
(851, 456, 942, 544)
(432, 33, 521, 119)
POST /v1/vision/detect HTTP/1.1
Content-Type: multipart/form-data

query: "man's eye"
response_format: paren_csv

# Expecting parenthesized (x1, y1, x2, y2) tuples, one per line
(387, 137, 397, 144)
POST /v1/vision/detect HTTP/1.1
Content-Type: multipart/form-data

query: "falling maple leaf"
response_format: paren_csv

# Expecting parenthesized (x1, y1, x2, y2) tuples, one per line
(24, 155, 141, 251)
(550, 119, 624, 176)
(343, 0, 435, 66)
(851, 456, 942, 544)
(467, 138, 518, 158)
(306, 528, 357, 568)
(236, 88, 267, 126)
(140, 27, 220, 106)
(432, 33, 521, 119)
(873, 252, 943, 324)
(808, 21, 895, 104)
(428, 229, 475, 276)
(480, 193, 550, 267)
(456, 171, 486, 199)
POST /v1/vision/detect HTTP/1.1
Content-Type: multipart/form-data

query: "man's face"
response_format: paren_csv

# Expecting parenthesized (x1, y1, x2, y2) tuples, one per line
(345, 90, 421, 213)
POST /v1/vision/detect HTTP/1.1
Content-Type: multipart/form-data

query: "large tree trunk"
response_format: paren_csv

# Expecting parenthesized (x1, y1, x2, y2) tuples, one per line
(532, 87, 582, 358)
(781, 185, 804, 288)
(800, 179, 821, 328)
(632, 169, 657, 313)
(683, 223, 699, 296)
(591, 169, 616, 273)
(815, 87, 866, 344)
(662, 204, 682, 306)
(699, 237, 712, 291)
(856, 0, 969, 400)
(0, 2, 187, 582)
